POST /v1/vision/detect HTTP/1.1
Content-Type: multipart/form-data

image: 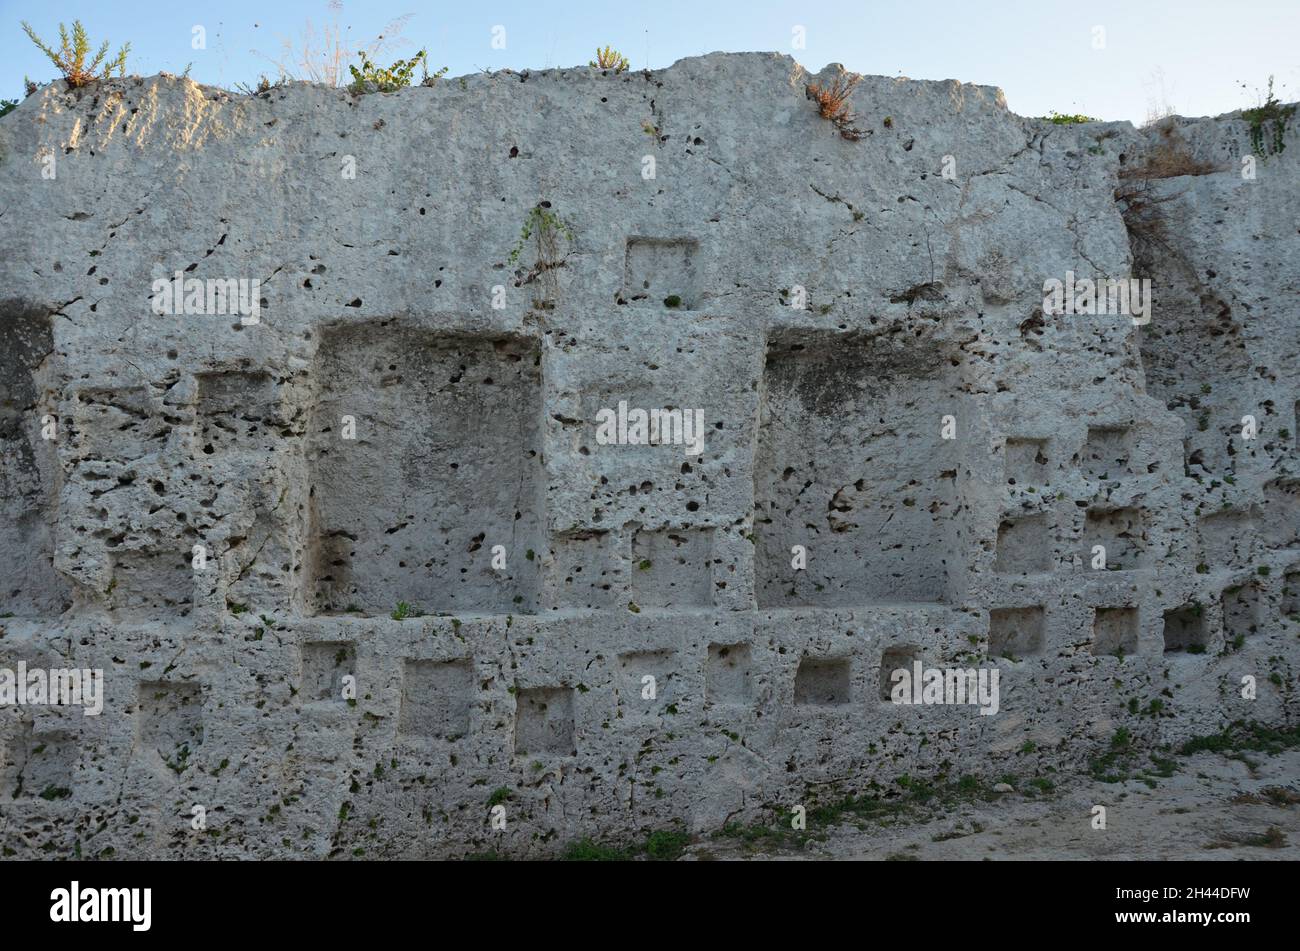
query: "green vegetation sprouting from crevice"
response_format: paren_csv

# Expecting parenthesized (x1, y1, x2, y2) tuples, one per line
(1242, 77, 1296, 157)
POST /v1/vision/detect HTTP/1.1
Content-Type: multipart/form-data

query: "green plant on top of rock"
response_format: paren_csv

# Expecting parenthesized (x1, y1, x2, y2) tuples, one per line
(589, 46, 629, 72)
(1042, 110, 1098, 124)
(349, 49, 445, 94)
(0, 99, 17, 118)
(234, 74, 291, 97)
(1241, 75, 1296, 157)
(21, 20, 130, 88)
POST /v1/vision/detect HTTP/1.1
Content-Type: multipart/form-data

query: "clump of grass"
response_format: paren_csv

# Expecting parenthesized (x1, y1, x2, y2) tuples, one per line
(1178, 720, 1300, 757)
(163, 744, 192, 776)
(1244, 826, 1288, 848)
(807, 74, 866, 141)
(563, 838, 630, 861)
(589, 46, 629, 72)
(716, 773, 1024, 856)
(642, 829, 691, 860)
(22, 20, 129, 88)
(390, 601, 423, 620)
(1232, 786, 1300, 806)
(1208, 825, 1288, 849)
(234, 74, 291, 97)
(562, 827, 691, 861)
(1088, 728, 1179, 786)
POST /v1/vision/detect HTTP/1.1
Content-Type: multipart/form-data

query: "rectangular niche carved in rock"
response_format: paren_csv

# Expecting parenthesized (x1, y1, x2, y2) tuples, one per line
(1090, 607, 1138, 657)
(1199, 509, 1257, 569)
(1084, 507, 1146, 570)
(306, 325, 543, 617)
(995, 514, 1051, 574)
(989, 607, 1045, 658)
(624, 237, 699, 309)
(106, 549, 195, 619)
(136, 682, 203, 773)
(754, 333, 965, 607)
(1222, 583, 1259, 644)
(195, 370, 282, 453)
(793, 656, 851, 706)
(1262, 479, 1300, 550)
(67, 384, 195, 615)
(513, 686, 575, 756)
(878, 646, 920, 701)
(616, 649, 679, 715)
(542, 530, 617, 611)
(1162, 603, 1207, 654)
(68, 385, 195, 619)
(398, 658, 474, 739)
(69, 386, 169, 462)
(705, 642, 752, 705)
(1184, 430, 1232, 476)
(630, 527, 712, 610)
(1138, 281, 1248, 479)
(1082, 425, 1132, 480)
(0, 308, 70, 618)
(1283, 570, 1300, 617)
(1, 724, 77, 800)
(300, 641, 355, 703)
(1004, 437, 1049, 486)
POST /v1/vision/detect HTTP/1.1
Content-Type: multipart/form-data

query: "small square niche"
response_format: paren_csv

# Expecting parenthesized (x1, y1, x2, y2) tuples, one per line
(1091, 607, 1138, 657)
(624, 237, 699, 310)
(513, 687, 575, 756)
(793, 656, 851, 706)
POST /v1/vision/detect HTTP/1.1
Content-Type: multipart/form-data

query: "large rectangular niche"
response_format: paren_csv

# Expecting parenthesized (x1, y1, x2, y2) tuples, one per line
(0, 308, 70, 617)
(306, 323, 543, 616)
(753, 332, 965, 607)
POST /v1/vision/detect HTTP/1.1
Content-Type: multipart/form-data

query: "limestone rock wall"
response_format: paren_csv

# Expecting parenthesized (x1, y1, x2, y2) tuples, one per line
(0, 53, 1296, 857)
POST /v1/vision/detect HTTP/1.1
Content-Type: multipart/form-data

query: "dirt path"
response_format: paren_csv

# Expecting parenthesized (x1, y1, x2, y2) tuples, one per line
(689, 749, 1300, 861)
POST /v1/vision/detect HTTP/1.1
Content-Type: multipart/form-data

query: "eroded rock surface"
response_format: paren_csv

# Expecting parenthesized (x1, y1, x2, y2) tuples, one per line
(0, 53, 1296, 858)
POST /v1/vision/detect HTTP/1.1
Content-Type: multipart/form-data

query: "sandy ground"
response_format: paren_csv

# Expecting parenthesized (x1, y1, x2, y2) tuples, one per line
(688, 749, 1300, 861)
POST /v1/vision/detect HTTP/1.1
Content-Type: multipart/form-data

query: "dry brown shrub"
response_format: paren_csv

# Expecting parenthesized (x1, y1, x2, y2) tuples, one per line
(807, 74, 866, 141)
(1120, 119, 1222, 180)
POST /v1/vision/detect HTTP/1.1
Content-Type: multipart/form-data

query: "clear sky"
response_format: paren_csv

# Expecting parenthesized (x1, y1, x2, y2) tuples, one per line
(1, 0, 1296, 122)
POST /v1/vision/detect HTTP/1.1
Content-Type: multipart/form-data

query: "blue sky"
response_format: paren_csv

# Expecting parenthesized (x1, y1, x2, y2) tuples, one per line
(1, 0, 1296, 122)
